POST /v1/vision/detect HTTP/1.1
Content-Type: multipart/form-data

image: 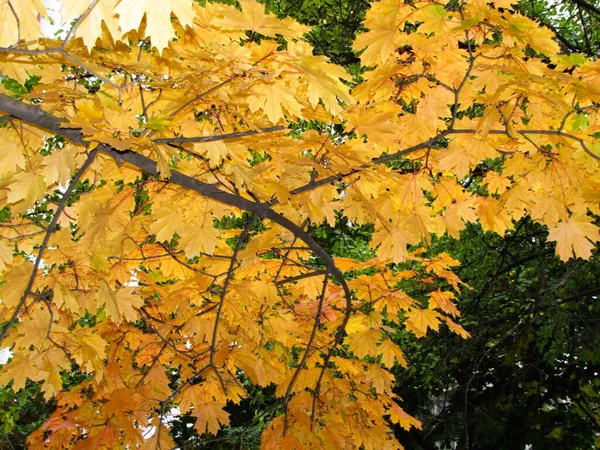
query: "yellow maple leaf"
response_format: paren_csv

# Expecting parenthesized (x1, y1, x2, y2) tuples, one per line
(42, 145, 84, 186)
(249, 82, 305, 124)
(149, 205, 185, 242)
(108, 285, 144, 324)
(70, 327, 107, 380)
(345, 329, 382, 359)
(0, 263, 33, 309)
(287, 42, 353, 116)
(483, 171, 512, 195)
(372, 226, 411, 263)
(179, 225, 219, 258)
(7, 171, 47, 210)
(192, 141, 230, 168)
(547, 217, 600, 261)
(388, 401, 422, 431)
(377, 339, 408, 368)
(61, 0, 120, 50)
(477, 197, 512, 235)
(364, 363, 394, 394)
(0, 0, 46, 47)
(0, 239, 14, 274)
(0, 354, 47, 392)
(353, 13, 404, 66)
(115, 0, 196, 53)
(428, 290, 460, 317)
(212, 0, 309, 39)
(404, 308, 441, 338)
(53, 284, 81, 315)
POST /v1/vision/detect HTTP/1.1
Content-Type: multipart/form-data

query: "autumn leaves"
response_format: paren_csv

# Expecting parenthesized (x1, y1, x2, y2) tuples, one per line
(0, 0, 599, 448)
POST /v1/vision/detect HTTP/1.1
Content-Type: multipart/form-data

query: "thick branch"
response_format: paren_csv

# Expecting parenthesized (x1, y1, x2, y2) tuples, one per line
(0, 93, 354, 352)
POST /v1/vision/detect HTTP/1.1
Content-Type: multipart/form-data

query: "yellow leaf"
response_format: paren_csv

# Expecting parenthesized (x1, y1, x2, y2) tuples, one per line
(483, 171, 512, 195)
(149, 205, 185, 242)
(53, 284, 81, 315)
(477, 197, 512, 235)
(63, 0, 120, 50)
(249, 82, 305, 124)
(547, 217, 600, 261)
(41, 145, 83, 186)
(192, 141, 229, 168)
(0, 239, 14, 274)
(404, 308, 441, 338)
(0, 354, 47, 392)
(353, 14, 402, 66)
(117, 287, 145, 323)
(70, 327, 106, 379)
(0, 263, 33, 309)
(7, 171, 46, 209)
(388, 402, 422, 431)
(213, 0, 309, 39)
(97, 281, 144, 325)
(372, 226, 410, 263)
(442, 316, 470, 339)
(115, 0, 196, 53)
(428, 290, 460, 317)
(192, 401, 231, 435)
(377, 339, 408, 368)
(0, 0, 46, 46)
(364, 363, 393, 394)
(345, 329, 382, 359)
(179, 225, 220, 258)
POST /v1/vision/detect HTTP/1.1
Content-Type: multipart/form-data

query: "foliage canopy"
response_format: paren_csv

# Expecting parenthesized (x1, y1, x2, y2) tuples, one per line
(0, 0, 599, 448)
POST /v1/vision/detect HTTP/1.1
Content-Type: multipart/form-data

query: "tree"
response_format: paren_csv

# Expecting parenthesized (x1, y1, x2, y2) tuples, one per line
(392, 219, 600, 449)
(0, 0, 599, 448)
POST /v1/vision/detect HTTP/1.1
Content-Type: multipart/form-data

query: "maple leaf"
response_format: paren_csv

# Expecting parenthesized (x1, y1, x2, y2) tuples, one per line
(0, 0, 46, 46)
(0, 239, 14, 273)
(387, 402, 422, 431)
(52, 284, 81, 314)
(428, 290, 460, 317)
(213, 0, 310, 39)
(0, 354, 46, 392)
(353, 12, 404, 66)
(97, 281, 144, 325)
(191, 401, 231, 435)
(192, 141, 230, 168)
(0, 262, 33, 309)
(149, 205, 185, 243)
(7, 171, 46, 209)
(42, 145, 84, 186)
(70, 328, 107, 379)
(372, 226, 411, 263)
(60, 0, 120, 50)
(377, 339, 408, 368)
(404, 308, 442, 338)
(547, 217, 600, 261)
(115, 0, 196, 53)
(179, 225, 220, 258)
(345, 329, 381, 359)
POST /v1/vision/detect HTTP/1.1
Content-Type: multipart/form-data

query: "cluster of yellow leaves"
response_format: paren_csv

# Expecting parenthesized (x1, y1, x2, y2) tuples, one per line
(0, 0, 599, 448)
(345, 0, 600, 261)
